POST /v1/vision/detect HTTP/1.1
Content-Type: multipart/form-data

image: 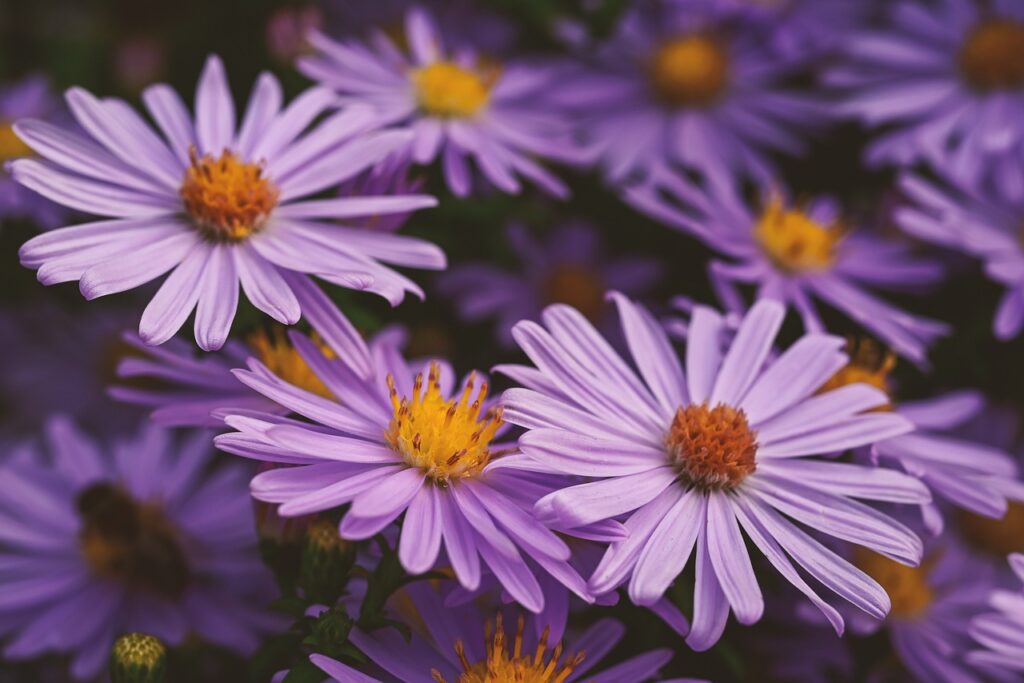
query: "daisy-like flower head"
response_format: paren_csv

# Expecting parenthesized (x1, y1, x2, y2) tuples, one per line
(298, 6, 576, 198)
(550, 0, 824, 189)
(437, 221, 663, 348)
(0, 417, 279, 680)
(898, 172, 1024, 340)
(968, 553, 1024, 677)
(214, 295, 599, 614)
(626, 176, 950, 365)
(0, 74, 64, 228)
(308, 583, 673, 683)
(11, 54, 445, 351)
(828, 0, 1024, 200)
(499, 294, 929, 650)
(819, 338, 1024, 536)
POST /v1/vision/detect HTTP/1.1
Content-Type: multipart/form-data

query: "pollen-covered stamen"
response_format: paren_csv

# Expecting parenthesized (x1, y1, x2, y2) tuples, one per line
(650, 34, 730, 107)
(431, 613, 584, 683)
(385, 362, 503, 483)
(754, 195, 842, 273)
(854, 548, 933, 619)
(666, 403, 757, 490)
(249, 328, 336, 400)
(959, 19, 1024, 91)
(77, 482, 190, 600)
(180, 147, 279, 242)
(818, 338, 896, 407)
(412, 61, 497, 118)
(0, 122, 31, 161)
(540, 265, 606, 322)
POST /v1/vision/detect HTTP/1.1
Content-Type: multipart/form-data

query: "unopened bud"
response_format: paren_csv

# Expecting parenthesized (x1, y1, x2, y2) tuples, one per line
(300, 519, 355, 605)
(110, 633, 166, 683)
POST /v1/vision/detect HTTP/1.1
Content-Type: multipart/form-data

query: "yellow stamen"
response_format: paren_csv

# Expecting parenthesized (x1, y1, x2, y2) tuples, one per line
(431, 614, 584, 683)
(180, 147, 279, 242)
(959, 502, 1024, 557)
(249, 328, 335, 400)
(666, 403, 758, 490)
(384, 361, 502, 483)
(854, 548, 934, 619)
(540, 265, 606, 322)
(412, 61, 496, 118)
(959, 19, 1024, 91)
(818, 338, 896, 408)
(650, 35, 730, 107)
(754, 195, 842, 273)
(0, 122, 31, 161)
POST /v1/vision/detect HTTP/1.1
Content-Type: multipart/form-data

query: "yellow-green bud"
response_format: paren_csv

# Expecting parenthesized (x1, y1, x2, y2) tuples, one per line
(300, 519, 356, 605)
(110, 633, 167, 683)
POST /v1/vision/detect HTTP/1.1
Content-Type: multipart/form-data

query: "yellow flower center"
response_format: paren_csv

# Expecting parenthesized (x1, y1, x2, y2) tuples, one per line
(854, 548, 933, 619)
(959, 502, 1024, 557)
(431, 614, 584, 683)
(959, 19, 1024, 91)
(754, 195, 842, 273)
(649, 35, 730, 107)
(412, 61, 496, 118)
(385, 361, 503, 483)
(0, 122, 31, 161)
(180, 148, 279, 242)
(249, 328, 336, 400)
(540, 265, 606, 322)
(77, 482, 190, 599)
(666, 403, 758, 490)
(818, 338, 896, 408)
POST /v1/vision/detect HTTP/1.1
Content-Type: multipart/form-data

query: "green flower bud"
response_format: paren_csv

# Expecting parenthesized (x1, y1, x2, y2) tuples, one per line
(300, 519, 356, 605)
(110, 633, 167, 683)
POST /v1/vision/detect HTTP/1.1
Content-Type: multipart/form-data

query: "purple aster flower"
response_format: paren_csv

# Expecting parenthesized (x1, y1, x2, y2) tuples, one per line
(308, 582, 674, 683)
(626, 177, 949, 365)
(717, 0, 867, 60)
(436, 221, 663, 347)
(12, 54, 444, 351)
(827, 0, 1024, 200)
(499, 295, 929, 650)
(0, 417, 279, 680)
(968, 553, 1024, 677)
(0, 74, 64, 228)
(214, 296, 598, 614)
(897, 172, 1024, 340)
(551, 0, 824, 188)
(297, 6, 577, 198)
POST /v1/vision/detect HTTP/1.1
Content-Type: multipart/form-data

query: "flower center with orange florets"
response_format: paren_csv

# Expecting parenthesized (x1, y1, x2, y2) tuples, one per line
(666, 403, 758, 490)
(959, 19, 1024, 91)
(180, 148, 279, 242)
(754, 195, 843, 274)
(650, 34, 730, 107)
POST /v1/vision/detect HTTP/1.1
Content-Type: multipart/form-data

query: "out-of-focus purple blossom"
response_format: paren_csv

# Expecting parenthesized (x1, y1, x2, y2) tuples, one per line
(550, 0, 826, 189)
(266, 5, 324, 64)
(827, 0, 1024, 201)
(338, 156, 425, 232)
(114, 34, 166, 92)
(718, 0, 868, 60)
(500, 296, 926, 651)
(0, 417, 280, 680)
(898, 172, 1024, 340)
(298, 7, 578, 198)
(0, 75, 64, 228)
(627, 177, 949, 365)
(13, 54, 443, 351)
(437, 221, 663, 347)
(968, 553, 1024, 677)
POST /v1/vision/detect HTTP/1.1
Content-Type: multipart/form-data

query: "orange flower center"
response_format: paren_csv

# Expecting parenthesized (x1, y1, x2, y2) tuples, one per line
(666, 403, 758, 490)
(959, 19, 1024, 91)
(650, 35, 730, 107)
(0, 122, 31, 162)
(180, 148, 279, 242)
(385, 362, 503, 483)
(77, 482, 190, 599)
(959, 502, 1024, 557)
(818, 338, 896, 409)
(431, 614, 584, 683)
(754, 195, 842, 273)
(540, 265, 606, 322)
(249, 328, 336, 400)
(412, 61, 496, 118)
(854, 548, 933, 619)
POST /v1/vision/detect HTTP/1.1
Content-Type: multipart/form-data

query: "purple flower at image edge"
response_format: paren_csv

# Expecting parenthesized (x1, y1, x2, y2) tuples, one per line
(12, 54, 445, 351)
(499, 294, 929, 650)
(969, 553, 1024, 678)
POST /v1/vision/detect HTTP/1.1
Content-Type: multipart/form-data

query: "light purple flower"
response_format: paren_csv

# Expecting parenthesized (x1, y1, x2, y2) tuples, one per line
(0, 74, 64, 228)
(214, 294, 601, 614)
(297, 6, 577, 198)
(550, 0, 825, 188)
(717, 0, 867, 60)
(968, 553, 1024, 677)
(0, 417, 279, 679)
(499, 295, 929, 650)
(626, 177, 949, 365)
(827, 0, 1024, 200)
(12, 54, 444, 351)
(897, 172, 1024, 340)
(308, 582, 674, 683)
(437, 221, 663, 347)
